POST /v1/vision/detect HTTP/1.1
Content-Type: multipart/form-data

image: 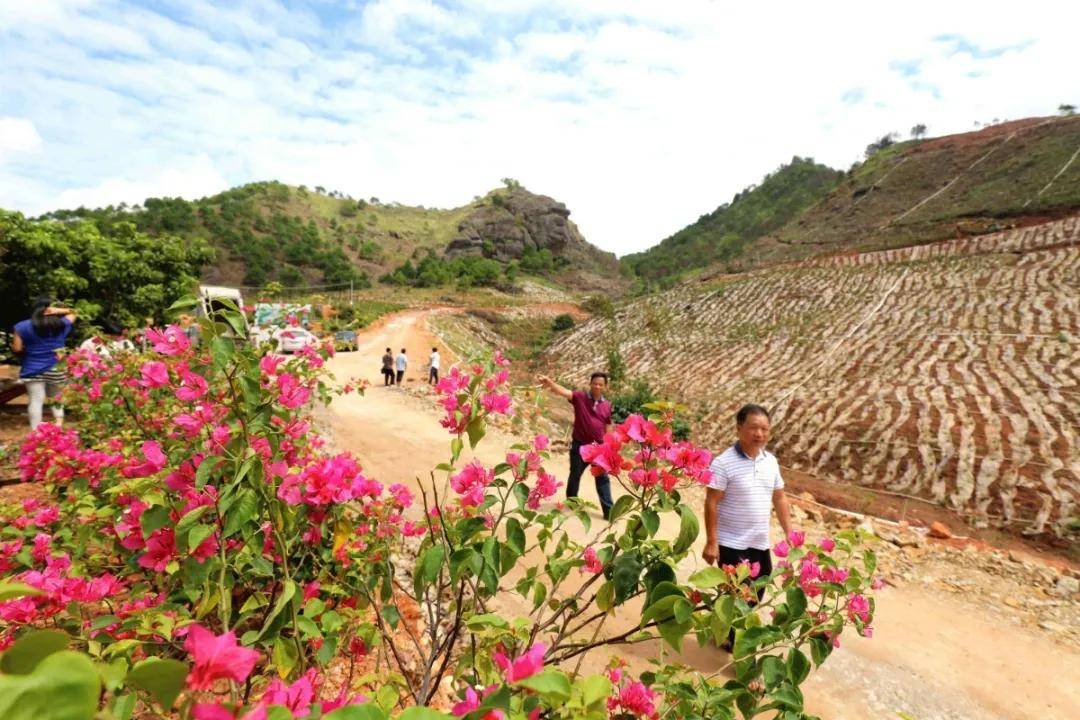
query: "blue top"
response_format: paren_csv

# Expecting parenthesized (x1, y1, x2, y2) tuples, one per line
(14, 317, 73, 378)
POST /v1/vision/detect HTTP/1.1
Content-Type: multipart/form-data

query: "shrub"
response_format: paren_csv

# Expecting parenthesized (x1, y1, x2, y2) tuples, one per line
(0, 301, 879, 719)
(551, 313, 575, 331)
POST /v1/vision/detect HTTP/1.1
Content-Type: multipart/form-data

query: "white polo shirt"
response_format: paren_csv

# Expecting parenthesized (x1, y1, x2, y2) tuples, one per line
(707, 443, 784, 551)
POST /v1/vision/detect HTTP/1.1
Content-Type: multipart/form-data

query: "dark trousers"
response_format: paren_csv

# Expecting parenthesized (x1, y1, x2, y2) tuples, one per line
(395, 369, 404, 384)
(567, 440, 613, 519)
(429, 367, 439, 384)
(383, 368, 393, 386)
(718, 545, 772, 649)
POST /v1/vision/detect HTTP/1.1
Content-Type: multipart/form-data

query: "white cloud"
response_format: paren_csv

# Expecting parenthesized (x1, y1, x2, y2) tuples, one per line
(0, 117, 42, 159)
(52, 155, 230, 211)
(0, 0, 1078, 253)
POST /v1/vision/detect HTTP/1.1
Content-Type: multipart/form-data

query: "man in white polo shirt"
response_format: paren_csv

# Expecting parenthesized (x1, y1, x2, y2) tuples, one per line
(703, 403, 793, 585)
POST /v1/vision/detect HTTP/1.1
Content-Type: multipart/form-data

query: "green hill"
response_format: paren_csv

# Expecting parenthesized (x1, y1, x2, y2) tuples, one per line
(38, 181, 621, 290)
(621, 157, 844, 282)
(628, 114, 1080, 282)
(757, 114, 1080, 265)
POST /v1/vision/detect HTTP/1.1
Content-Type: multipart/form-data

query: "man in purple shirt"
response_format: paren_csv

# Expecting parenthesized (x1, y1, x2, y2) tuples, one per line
(538, 372, 614, 519)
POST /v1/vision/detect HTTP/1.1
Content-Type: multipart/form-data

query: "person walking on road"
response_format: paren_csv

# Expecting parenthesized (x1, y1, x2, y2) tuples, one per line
(428, 347, 440, 385)
(381, 347, 395, 386)
(395, 348, 408, 385)
(703, 404, 793, 647)
(11, 296, 77, 430)
(538, 372, 614, 519)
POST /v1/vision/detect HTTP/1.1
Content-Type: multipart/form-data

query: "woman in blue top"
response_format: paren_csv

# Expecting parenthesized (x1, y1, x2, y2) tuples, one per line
(11, 296, 77, 429)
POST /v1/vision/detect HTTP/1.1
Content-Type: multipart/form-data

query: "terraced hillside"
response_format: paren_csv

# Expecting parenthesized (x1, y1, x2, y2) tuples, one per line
(544, 215, 1080, 535)
(759, 114, 1080, 265)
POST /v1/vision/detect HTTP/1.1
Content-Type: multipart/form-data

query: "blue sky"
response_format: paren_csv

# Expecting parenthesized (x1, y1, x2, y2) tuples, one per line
(1, 0, 1076, 254)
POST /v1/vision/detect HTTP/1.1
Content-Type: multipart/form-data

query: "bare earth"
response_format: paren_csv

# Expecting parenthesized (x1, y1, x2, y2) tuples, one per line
(319, 309, 1080, 720)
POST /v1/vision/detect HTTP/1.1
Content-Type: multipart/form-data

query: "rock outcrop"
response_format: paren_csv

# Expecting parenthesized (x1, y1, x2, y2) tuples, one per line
(445, 188, 619, 275)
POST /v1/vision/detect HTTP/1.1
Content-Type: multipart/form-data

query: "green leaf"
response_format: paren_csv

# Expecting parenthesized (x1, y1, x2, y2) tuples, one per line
(126, 657, 188, 710)
(465, 613, 509, 630)
(111, 692, 136, 720)
(610, 552, 643, 604)
(596, 581, 615, 613)
(505, 517, 525, 555)
(413, 545, 445, 598)
(396, 708, 455, 720)
(761, 656, 786, 688)
(607, 494, 634, 523)
(672, 597, 693, 624)
(174, 505, 211, 538)
(450, 437, 463, 463)
(672, 504, 699, 554)
(515, 669, 571, 702)
(640, 508, 660, 536)
(579, 674, 613, 707)
(785, 587, 807, 619)
(0, 650, 100, 720)
(222, 488, 258, 538)
(465, 416, 486, 449)
(0, 629, 70, 674)
(381, 604, 401, 630)
(210, 336, 235, 370)
(787, 648, 811, 685)
(323, 705, 390, 720)
(185, 524, 214, 553)
(0, 582, 43, 602)
(139, 506, 171, 537)
(688, 566, 726, 589)
(809, 637, 832, 666)
(272, 636, 299, 677)
(256, 580, 296, 642)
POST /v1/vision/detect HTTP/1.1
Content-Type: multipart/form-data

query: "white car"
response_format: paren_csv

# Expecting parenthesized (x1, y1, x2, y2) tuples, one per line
(272, 327, 318, 353)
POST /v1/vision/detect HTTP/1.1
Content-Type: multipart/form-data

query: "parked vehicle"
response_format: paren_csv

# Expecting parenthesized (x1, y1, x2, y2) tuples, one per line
(272, 327, 318, 353)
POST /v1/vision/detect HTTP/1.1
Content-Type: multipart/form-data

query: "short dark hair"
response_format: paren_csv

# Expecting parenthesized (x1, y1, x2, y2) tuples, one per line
(590, 372, 609, 383)
(400, 348, 406, 352)
(432, 347, 437, 351)
(736, 403, 770, 425)
(386, 347, 391, 352)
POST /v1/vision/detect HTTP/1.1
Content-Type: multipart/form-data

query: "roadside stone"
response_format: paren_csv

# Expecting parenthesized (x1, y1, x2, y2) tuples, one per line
(1003, 597, 1022, 608)
(929, 521, 953, 539)
(1052, 575, 1079, 597)
(1038, 620, 1066, 633)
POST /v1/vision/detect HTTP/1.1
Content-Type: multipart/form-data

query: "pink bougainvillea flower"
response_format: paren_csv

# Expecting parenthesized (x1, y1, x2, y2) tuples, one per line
(138, 361, 170, 388)
(138, 527, 177, 572)
(819, 536, 836, 553)
(610, 680, 658, 718)
(847, 593, 871, 623)
(184, 624, 260, 690)
(276, 373, 311, 409)
(772, 540, 790, 558)
(788, 530, 806, 547)
(452, 686, 480, 717)
(191, 703, 235, 720)
(581, 546, 603, 574)
(533, 434, 549, 451)
(450, 461, 494, 507)
(526, 471, 560, 510)
(492, 642, 546, 683)
(580, 435, 628, 477)
(121, 440, 167, 478)
(176, 369, 209, 402)
(260, 668, 318, 716)
(259, 353, 283, 376)
(146, 325, 191, 356)
(480, 391, 512, 415)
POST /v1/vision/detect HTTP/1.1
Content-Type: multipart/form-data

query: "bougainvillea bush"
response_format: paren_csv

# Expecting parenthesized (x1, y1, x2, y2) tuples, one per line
(0, 299, 877, 720)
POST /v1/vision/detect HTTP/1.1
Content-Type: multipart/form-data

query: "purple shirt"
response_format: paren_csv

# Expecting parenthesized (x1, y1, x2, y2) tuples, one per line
(570, 390, 611, 444)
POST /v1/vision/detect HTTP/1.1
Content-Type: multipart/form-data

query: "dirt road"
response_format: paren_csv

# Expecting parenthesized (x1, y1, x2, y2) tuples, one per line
(321, 309, 1080, 720)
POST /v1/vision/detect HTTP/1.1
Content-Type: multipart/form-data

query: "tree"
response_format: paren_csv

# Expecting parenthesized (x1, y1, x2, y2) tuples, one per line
(864, 132, 898, 158)
(501, 177, 522, 190)
(910, 123, 928, 140)
(0, 210, 212, 330)
(1060, 103, 1077, 116)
